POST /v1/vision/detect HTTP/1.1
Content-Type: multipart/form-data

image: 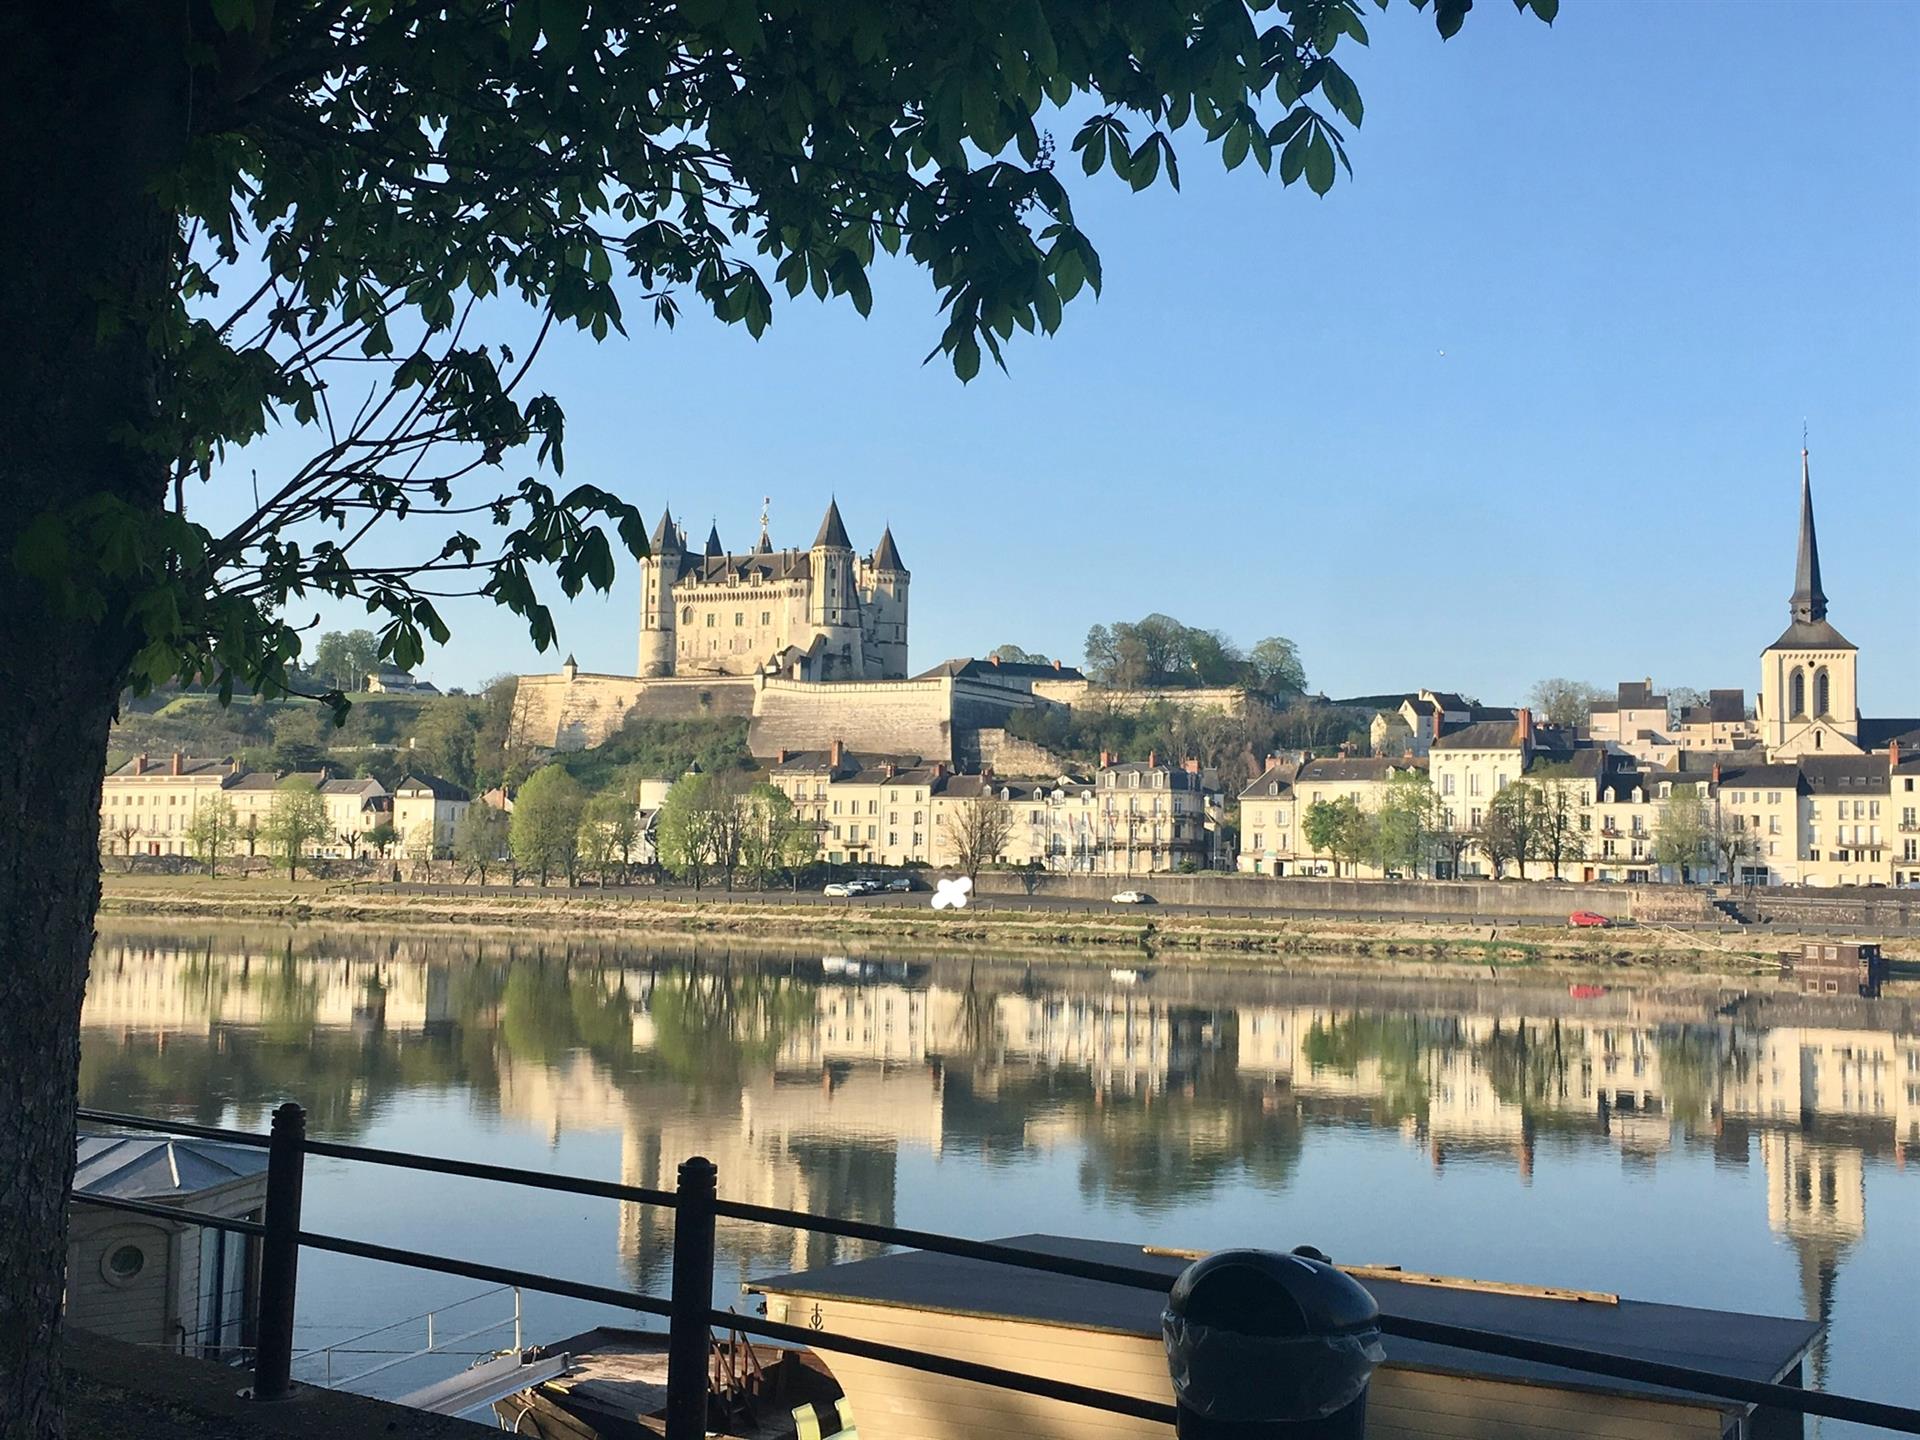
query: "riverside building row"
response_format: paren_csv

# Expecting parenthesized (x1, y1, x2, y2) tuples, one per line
(769, 744, 1225, 874)
(100, 754, 470, 860)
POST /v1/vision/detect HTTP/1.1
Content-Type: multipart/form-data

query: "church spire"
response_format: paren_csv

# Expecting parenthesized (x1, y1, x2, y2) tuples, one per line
(1790, 447, 1827, 625)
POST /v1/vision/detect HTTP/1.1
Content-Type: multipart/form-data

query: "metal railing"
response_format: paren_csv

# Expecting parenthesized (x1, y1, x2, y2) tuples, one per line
(69, 1103, 1920, 1436)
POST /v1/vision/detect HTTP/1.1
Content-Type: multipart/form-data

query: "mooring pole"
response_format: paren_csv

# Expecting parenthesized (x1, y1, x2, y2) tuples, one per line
(666, 1155, 718, 1440)
(251, 1101, 307, 1401)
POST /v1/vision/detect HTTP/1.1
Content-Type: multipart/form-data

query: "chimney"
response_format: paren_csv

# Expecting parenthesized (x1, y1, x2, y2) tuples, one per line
(1890, 740, 1901, 770)
(1099, 750, 1113, 769)
(990, 654, 1001, 666)
(1183, 758, 1201, 775)
(229, 758, 241, 776)
(1711, 762, 1722, 785)
(982, 765, 995, 783)
(829, 739, 844, 769)
(1147, 749, 1158, 769)
(134, 753, 148, 776)
(933, 761, 948, 780)
(883, 761, 896, 779)
(1517, 707, 1533, 745)
(1052, 658, 1062, 671)
(777, 748, 790, 765)
(169, 752, 183, 776)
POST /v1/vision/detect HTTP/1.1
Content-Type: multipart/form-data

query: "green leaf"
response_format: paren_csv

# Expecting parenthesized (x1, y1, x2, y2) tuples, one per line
(1279, 128, 1310, 185)
(1305, 129, 1336, 195)
(1128, 135, 1161, 191)
(952, 332, 981, 382)
(1222, 123, 1250, 171)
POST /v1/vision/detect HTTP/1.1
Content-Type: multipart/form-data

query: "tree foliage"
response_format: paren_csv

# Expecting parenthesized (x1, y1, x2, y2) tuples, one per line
(184, 797, 241, 876)
(1084, 614, 1306, 694)
(311, 630, 381, 692)
(1654, 784, 1709, 882)
(1527, 678, 1605, 730)
(262, 776, 331, 879)
(989, 644, 1052, 665)
(942, 794, 1015, 881)
(454, 803, 511, 882)
(510, 764, 585, 883)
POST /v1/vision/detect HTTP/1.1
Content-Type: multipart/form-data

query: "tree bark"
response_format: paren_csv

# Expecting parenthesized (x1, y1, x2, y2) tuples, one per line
(0, 7, 186, 1436)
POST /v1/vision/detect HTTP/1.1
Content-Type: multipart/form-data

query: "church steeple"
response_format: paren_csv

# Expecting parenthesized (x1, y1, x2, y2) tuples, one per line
(1790, 448, 1827, 625)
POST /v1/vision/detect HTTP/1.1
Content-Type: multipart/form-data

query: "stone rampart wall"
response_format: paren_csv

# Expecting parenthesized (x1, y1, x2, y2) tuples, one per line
(747, 678, 958, 760)
(508, 672, 757, 751)
(1027, 681, 1275, 716)
(971, 871, 1693, 922)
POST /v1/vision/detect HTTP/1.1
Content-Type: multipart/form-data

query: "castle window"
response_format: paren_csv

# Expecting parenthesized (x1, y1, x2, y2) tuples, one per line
(761, 612, 770, 625)
(1814, 668, 1830, 717)
(704, 613, 715, 627)
(1790, 669, 1806, 718)
(734, 613, 743, 626)
(682, 606, 692, 623)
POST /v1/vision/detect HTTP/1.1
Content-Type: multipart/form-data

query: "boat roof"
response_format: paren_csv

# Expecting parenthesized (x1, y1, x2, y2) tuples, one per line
(749, 1234, 1819, 1411)
(74, 1132, 268, 1201)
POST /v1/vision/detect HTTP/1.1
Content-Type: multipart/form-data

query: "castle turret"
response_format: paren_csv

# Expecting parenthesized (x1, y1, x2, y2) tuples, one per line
(808, 498, 863, 678)
(637, 506, 684, 677)
(865, 526, 910, 678)
(703, 521, 723, 559)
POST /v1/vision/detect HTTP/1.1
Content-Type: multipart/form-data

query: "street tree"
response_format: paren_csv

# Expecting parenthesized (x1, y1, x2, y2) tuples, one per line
(737, 784, 803, 888)
(365, 821, 398, 860)
(510, 766, 585, 886)
(1654, 785, 1711, 883)
(1303, 795, 1367, 877)
(1528, 765, 1590, 880)
(1527, 678, 1606, 730)
(1372, 771, 1438, 878)
(1707, 804, 1757, 885)
(185, 799, 241, 877)
(454, 804, 511, 884)
(0, 2, 1557, 1430)
(943, 794, 1015, 884)
(656, 773, 724, 889)
(1486, 781, 1550, 881)
(262, 778, 331, 880)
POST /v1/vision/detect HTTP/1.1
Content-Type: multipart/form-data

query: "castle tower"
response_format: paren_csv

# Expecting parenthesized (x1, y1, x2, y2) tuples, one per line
(637, 507, 684, 677)
(865, 525, 911, 678)
(1757, 450, 1859, 754)
(808, 499, 863, 678)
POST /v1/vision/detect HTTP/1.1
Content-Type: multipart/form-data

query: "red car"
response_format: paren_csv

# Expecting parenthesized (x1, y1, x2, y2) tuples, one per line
(1568, 911, 1612, 929)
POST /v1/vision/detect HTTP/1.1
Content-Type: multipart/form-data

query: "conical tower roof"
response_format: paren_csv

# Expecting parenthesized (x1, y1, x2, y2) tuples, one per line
(704, 521, 723, 558)
(649, 506, 681, 551)
(872, 526, 906, 572)
(812, 498, 852, 550)
(1790, 449, 1826, 624)
(1767, 449, 1853, 650)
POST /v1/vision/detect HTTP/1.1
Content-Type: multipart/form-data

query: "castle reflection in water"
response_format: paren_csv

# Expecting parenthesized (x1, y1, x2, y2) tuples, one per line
(82, 925, 1916, 1351)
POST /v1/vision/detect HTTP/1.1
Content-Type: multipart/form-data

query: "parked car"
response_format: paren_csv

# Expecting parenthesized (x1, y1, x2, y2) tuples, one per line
(885, 876, 916, 892)
(822, 882, 853, 897)
(1568, 910, 1612, 928)
(845, 878, 883, 895)
(1111, 890, 1155, 905)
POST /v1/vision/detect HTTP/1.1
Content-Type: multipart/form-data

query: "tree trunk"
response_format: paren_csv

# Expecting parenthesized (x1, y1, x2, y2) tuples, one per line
(0, 8, 186, 1435)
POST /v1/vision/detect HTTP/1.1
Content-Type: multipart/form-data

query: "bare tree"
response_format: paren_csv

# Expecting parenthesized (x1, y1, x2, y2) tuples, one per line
(943, 794, 1014, 884)
(1528, 678, 1606, 730)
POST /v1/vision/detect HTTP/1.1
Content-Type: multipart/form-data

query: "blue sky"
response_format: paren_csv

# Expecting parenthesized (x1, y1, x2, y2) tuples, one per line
(238, 2, 1919, 713)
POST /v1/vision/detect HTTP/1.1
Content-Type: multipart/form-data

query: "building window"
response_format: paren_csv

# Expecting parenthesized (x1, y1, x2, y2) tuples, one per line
(1814, 668, 1830, 717)
(704, 613, 715, 627)
(734, 612, 743, 626)
(1790, 669, 1806, 718)
(761, 611, 771, 625)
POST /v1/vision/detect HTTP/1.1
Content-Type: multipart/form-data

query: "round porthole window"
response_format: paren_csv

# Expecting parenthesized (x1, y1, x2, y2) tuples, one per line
(103, 1243, 146, 1284)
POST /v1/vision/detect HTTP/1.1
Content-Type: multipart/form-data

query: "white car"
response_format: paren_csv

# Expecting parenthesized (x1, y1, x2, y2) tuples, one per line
(1110, 890, 1154, 905)
(822, 882, 853, 897)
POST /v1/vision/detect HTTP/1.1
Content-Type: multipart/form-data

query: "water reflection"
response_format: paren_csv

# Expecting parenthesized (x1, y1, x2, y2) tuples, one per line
(82, 925, 1916, 1384)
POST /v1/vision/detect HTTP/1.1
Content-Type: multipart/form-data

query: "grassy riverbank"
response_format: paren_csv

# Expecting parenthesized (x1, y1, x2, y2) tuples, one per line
(98, 873, 1900, 979)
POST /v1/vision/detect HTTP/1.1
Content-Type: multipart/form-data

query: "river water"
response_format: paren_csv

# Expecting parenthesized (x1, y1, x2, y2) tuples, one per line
(79, 922, 1918, 1431)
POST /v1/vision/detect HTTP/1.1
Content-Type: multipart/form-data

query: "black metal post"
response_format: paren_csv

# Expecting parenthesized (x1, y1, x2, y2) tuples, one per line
(250, 1101, 306, 1401)
(666, 1156, 718, 1440)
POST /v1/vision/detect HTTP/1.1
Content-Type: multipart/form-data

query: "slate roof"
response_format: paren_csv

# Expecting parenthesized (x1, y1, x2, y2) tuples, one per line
(1799, 757, 1890, 795)
(1237, 765, 1296, 800)
(812, 498, 852, 550)
(1431, 719, 1523, 751)
(1858, 718, 1920, 752)
(1713, 764, 1804, 790)
(686, 548, 813, 584)
(74, 1133, 268, 1201)
(395, 774, 470, 801)
(914, 657, 1085, 682)
(1765, 617, 1856, 651)
(107, 756, 235, 779)
(1295, 757, 1423, 783)
(872, 526, 906, 572)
